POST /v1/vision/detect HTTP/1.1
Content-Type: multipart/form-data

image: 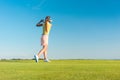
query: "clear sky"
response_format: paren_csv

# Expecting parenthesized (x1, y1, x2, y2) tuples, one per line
(0, 0, 120, 59)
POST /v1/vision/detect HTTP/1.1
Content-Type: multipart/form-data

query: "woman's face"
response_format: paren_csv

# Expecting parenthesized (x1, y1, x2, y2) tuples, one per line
(45, 16, 50, 21)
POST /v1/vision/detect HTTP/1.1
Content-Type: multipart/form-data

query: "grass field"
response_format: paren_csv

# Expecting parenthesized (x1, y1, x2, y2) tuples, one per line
(0, 59, 120, 80)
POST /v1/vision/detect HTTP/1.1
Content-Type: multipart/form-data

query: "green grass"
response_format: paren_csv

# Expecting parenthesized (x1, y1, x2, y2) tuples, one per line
(0, 59, 120, 80)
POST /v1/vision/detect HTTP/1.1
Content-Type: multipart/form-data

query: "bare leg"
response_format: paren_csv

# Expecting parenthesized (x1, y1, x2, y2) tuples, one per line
(43, 47, 48, 60)
(37, 45, 48, 58)
(43, 48, 50, 62)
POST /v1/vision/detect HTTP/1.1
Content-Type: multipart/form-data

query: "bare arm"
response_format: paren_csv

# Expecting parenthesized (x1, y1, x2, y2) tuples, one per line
(36, 24, 43, 27)
(36, 19, 44, 27)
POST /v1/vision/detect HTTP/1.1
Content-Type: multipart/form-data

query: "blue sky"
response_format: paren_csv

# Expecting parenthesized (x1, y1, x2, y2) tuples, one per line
(0, 0, 120, 59)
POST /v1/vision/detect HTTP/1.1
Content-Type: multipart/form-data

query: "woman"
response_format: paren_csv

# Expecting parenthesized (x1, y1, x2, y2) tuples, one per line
(34, 16, 52, 62)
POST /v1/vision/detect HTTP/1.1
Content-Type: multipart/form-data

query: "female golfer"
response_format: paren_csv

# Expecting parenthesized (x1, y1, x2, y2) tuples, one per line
(34, 16, 52, 62)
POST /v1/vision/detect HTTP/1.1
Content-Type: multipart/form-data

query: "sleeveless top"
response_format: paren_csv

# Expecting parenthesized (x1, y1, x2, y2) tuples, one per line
(42, 21, 52, 35)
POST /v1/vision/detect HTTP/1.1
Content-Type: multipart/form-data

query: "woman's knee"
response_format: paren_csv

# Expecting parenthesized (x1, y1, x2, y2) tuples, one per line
(43, 45, 48, 49)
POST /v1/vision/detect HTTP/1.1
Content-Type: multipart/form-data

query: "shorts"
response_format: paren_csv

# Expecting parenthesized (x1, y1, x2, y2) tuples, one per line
(41, 35, 49, 46)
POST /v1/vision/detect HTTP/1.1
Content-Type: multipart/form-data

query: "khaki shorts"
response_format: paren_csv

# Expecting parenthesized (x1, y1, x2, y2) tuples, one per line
(41, 35, 49, 46)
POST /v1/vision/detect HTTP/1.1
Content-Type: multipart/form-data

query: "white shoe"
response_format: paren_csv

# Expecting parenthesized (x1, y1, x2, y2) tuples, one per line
(44, 59, 50, 62)
(34, 55, 39, 62)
